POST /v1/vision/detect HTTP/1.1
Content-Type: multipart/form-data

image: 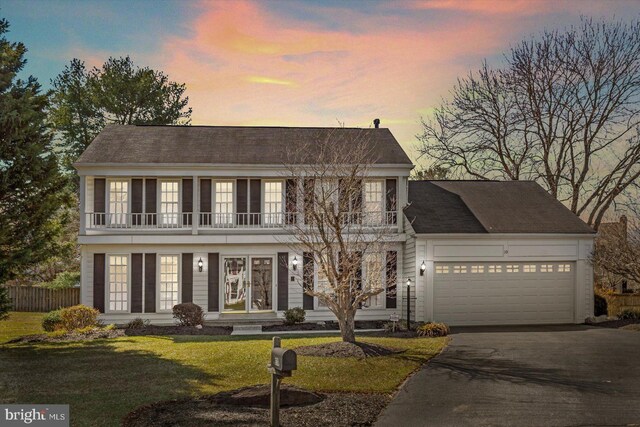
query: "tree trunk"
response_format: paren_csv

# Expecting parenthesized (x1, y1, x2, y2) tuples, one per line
(337, 310, 356, 343)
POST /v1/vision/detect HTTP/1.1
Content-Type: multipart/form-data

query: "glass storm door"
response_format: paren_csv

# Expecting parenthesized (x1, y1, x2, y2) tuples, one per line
(223, 257, 248, 311)
(250, 257, 273, 311)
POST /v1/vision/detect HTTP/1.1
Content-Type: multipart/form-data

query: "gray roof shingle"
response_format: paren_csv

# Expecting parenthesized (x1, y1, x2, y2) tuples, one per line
(406, 180, 594, 234)
(74, 124, 413, 166)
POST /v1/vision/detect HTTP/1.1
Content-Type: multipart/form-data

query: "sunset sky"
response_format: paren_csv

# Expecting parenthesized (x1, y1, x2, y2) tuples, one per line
(4, 0, 640, 164)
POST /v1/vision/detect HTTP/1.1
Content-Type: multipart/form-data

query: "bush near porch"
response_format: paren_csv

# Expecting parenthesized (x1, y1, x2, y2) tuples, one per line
(0, 313, 447, 427)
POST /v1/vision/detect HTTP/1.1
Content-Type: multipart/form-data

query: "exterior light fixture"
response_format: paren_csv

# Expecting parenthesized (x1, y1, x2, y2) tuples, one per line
(292, 256, 298, 271)
(197, 258, 204, 272)
(406, 277, 412, 287)
(420, 261, 426, 276)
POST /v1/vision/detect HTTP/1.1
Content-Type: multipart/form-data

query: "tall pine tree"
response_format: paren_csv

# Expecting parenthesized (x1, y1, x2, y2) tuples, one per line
(0, 18, 67, 284)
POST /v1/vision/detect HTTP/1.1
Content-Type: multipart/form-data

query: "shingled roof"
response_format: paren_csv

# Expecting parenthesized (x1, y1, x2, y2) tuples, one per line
(74, 124, 413, 166)
(406, 180, 594, 234)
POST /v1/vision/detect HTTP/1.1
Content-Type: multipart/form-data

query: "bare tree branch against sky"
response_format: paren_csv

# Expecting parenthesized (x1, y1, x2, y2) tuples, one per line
(3, 0, 640, 160)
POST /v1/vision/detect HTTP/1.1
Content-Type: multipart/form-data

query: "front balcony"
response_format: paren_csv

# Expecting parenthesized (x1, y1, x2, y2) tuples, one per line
(83, 211, 398, 233)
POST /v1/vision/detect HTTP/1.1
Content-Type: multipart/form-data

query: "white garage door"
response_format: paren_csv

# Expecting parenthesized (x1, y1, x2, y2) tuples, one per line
(433, 262, 575, 325)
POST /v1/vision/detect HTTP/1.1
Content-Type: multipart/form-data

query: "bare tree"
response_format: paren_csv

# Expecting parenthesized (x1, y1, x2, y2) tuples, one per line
(591, 215, 640, 291)
(419, 18, 640, 229)
(281, 128, 398, 343)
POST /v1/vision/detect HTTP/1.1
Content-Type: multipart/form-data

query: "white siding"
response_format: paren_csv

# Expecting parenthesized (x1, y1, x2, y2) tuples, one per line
(85, 176, 94, 213)
(402, 219, 416, 321)
(192, 252, 208, 310)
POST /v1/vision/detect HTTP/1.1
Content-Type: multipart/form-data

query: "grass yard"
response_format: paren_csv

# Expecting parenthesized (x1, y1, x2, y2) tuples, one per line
(0, 314, 447, 427)
(0, 312, 44, 343)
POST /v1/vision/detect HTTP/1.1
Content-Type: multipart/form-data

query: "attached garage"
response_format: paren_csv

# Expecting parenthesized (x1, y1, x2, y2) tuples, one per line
(433, 262, 575, 325)
(404, 180, 596, 326)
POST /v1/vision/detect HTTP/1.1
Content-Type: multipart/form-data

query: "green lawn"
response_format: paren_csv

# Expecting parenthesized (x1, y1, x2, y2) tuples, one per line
(0, 313, 447, 427)
(0, 312, 44, 343)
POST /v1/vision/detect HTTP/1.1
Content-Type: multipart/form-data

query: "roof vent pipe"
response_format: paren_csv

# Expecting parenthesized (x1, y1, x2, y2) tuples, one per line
(373, 118, 380, 128)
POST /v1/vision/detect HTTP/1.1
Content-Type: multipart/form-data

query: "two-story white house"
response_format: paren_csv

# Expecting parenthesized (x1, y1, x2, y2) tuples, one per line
(76, 124, 596, 326)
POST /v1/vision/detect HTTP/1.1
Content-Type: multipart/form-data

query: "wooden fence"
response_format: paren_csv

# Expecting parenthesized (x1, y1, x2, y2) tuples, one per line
(606, 294, 640, 316)
(4, 286, 80, 312)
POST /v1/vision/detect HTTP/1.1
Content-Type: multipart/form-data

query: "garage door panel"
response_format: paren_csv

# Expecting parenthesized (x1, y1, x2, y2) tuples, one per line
(433, 262, 575, 325)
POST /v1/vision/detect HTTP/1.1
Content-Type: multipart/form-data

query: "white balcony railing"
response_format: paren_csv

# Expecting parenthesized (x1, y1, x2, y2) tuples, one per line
(84, 211, 398, 231)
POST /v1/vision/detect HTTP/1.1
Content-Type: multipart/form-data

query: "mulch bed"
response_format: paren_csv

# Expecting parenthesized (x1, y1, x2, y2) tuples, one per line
(263, 320, 384, 332)
(124, 325, 232, 336)
(122, 385, 389, 427)
(7, 328, 125, 344)
(294, 341, 402, 358)
(590, 319, 640, 329)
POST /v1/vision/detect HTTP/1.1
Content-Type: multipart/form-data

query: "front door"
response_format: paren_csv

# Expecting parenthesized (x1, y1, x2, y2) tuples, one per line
(222, 256, 274, 312)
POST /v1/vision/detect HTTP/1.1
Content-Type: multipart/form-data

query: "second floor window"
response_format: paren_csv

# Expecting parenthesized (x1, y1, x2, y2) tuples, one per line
(215, 181, 234, 225)
(364, 180, 384, 224)
(109, 180, 128, 225)
(160, 180, 180, 226)
(264, 181, 283, 225)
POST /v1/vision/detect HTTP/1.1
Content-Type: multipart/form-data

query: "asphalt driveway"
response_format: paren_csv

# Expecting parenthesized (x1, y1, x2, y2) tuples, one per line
(376, 325, 640, 427)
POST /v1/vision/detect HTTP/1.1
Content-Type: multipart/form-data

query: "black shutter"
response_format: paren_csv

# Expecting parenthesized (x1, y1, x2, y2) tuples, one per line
(250, 179, 261, 225)
(338, 179, 348, 224)
(236, 179, 248, 225)
(145, 253, 156, 313)
(131, 253, 143, 313)
(93, 253, 105, 312)
(208, 253, 220, 311)
(355, 251, 363, 308)
(145, 179, 157, 226)
(94, 178, 105, 225)
(353, 179, 363, 224)
(303, 179, 315, 224)
(182, 253, 193, 303)
(285, 179, 297, 224)
(200, 179, 211, 226)
(182, 179, 193, 226)
(386, 179, 397, 224)
(303, 252, 314, 310)
(277, 252, 289, 311)
(132, 179, 143, 226)
(386, 251, 397, 309)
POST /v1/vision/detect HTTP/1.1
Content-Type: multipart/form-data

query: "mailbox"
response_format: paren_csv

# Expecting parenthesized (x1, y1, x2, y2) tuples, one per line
(271, 348, 297, 373)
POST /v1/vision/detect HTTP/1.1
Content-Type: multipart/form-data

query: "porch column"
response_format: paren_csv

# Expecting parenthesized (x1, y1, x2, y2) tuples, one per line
(192, 175, 199, 235)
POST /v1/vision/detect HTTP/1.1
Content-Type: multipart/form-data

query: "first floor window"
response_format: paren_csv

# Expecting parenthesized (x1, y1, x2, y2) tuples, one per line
(436, 265, 449, 274)
(540, 264, 553, 273)
(364, 252, 384, 308)
(109, 180, 128, 226)
(506, 264, 519, 273)
(471, 265, 485, 273)
(523, 264, 537, 273)
(453, 265, 467, 274)
(316, 263, 331, 308)
(558, 264, 571, 273)
(160, 255, 179, 310)
(160, 180, 180, 226)
(108, 255, 128, 311)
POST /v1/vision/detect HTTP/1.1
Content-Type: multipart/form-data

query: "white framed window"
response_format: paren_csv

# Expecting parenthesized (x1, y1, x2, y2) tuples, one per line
(523, 264, 537, 273)
(453, 265, 467, 274)
(159, 255, 180, 311)
(488, 265, 503, 273)
(558, 264, 571, 273)
(264, 181, 283, 225)
(108, 180, 129, 226)
(471, 265, 485, 273)
(506, 264, 519, 273)
(436, 265, 449, 274)
(160, 180, 180, 226)
(364, 180, 384, 224)
(540, 264, 553, 273)
(214, 181, 234, 225)
(107, 255, 128, 312)
(316, 263, 331, 309)
(364, 252, 384, 309)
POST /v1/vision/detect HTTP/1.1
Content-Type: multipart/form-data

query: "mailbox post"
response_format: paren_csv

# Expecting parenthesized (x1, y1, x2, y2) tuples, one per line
(267, 336, 297, 427)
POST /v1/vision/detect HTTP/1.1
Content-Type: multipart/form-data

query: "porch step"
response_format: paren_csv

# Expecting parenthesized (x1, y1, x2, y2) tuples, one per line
(231, 324, 263, 335)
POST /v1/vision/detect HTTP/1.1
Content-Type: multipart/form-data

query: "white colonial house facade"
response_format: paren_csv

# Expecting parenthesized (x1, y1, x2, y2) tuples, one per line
(76, 124, 595, 326)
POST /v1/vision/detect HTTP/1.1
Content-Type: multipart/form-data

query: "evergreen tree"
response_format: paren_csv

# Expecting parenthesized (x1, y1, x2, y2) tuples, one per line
(0, 286, 11, 320)
(0, 18, 68, 284)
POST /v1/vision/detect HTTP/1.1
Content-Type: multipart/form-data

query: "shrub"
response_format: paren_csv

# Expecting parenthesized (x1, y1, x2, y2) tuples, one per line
(383, 320, 407, 332)
(594, 293, 608, 317)
(42, 309, 63, 332)
(46, 330, 67, 339)
(619, 309, 640, 320)
(172, 303, 206, 326)
(104, 324, 117, 331)
(59, 305, 99, 331)
(416, 322, 450, 337)
(0, 286, 11, 321)
(40, 271, 80, 289)
(283, 307, 306, 325)
(75, 326, 99, 335)
(125, 318, 149, 329)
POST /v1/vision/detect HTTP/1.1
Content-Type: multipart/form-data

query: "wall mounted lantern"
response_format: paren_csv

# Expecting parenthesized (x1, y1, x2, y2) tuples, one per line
(420, 261, 426, 276)
(406, 277, 412, 287)
(197, 258, 204, 272)
(292, 256, 298, 271)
